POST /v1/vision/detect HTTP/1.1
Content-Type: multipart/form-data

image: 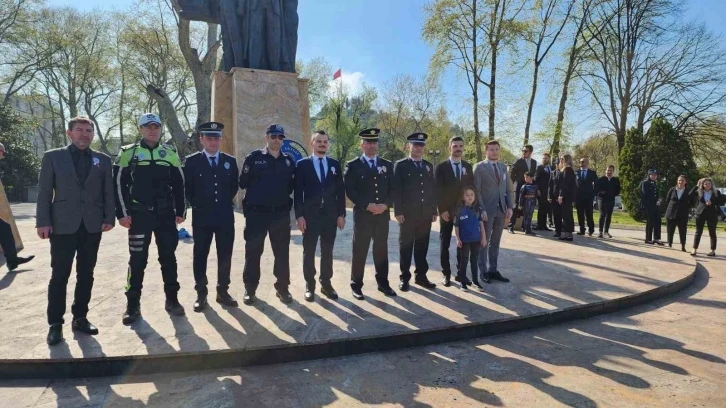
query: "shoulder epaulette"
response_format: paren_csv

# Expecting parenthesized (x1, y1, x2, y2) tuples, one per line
(162, 143, 177, 152)
(185, 151, 202, 160)
(120, 143, 137, 151)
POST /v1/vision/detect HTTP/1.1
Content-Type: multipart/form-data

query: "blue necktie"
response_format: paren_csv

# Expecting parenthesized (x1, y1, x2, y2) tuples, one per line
(455, 162, 461, 180)
(369, 159, 375, 169)
(210, 156, 217, 170)
(318, 157, 325, 182)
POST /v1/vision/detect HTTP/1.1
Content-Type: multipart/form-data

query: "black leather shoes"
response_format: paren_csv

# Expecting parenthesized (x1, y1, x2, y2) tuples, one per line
(414, 279, 436, 289)
(304, 285, 315, 302)
(165, 299, 186, 316)
(654, 240, 665, 246)
(508, 227, 515, 234)
(320, 285, 338, 300)
(399, 281, 410, 292)
(553, 232, 561, 238)
(122, 305, 140, 325)
(490, 271, 510, 283)
(352, 287, 365, 300)
(243, 290, 255, 305)
(71, 318, 99, 335)
(8, 255, 34, 272)
(193, 296, 208, 312)
(216, 292, 239, 307)
(442, 276, 451, 287)
(378, 286, 397, 297)
(47, 323, 63, 346)
(576, 231, 585, 235)
(276, 289, 293, 304)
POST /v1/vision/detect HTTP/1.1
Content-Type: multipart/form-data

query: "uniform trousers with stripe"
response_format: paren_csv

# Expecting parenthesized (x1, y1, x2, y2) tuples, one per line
(125, 207, 180, 304)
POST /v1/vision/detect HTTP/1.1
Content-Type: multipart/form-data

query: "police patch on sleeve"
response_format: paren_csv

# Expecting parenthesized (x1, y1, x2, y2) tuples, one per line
(159, 150, 167, 158)
(243, 165, 249, 173)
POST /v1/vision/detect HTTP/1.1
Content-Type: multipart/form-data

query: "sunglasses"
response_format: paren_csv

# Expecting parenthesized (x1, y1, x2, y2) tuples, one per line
(268, 134, 286, 140)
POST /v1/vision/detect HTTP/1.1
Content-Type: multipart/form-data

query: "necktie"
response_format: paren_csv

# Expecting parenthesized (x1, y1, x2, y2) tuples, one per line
(546, 166, 550, 174)
(369, 159, 375, 169)
(454, 162, 461, 180)
(493, 163, 500, 183)
(416, 161, 422, 169)
(210, 156, 217, 170)
(77, 150, 90, 183)
(318, 157, 325, 182)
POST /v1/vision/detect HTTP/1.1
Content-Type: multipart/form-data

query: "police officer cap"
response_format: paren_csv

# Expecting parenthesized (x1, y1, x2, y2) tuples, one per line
(198, 121, 224, 137)
(359, 127, 380, 141)
(266, 123, 285, 135)
(648, 168, 659, 175)
(407, 132, 428, 145)
(138, 113, 161, 127)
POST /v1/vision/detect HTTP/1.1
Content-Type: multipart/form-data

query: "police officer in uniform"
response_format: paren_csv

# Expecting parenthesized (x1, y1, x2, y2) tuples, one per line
(238, 124, 296, 305)
(393, 132, 438, 291)
(183, 122, 239, 312)
(345, 128, 397, 300)
(115, 113, 186, 324)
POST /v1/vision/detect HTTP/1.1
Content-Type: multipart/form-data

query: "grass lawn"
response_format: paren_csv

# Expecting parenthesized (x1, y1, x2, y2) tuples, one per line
(533, 209, 726, 230)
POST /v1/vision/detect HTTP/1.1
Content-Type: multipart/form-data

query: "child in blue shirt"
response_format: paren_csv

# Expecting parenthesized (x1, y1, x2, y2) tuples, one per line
(454, 186, 488, 291)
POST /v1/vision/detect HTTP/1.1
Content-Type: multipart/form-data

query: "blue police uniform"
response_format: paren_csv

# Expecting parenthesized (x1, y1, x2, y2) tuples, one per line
(183, 121, 240, 310)
(392, 132, 437, 290)
(345, 128, 396, 298)
(238, 124, 296, 303)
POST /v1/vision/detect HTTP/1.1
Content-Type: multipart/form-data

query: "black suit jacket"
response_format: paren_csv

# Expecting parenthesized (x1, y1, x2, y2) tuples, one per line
(294, 156, 346, 219)
(534, 164, 553, 194)
(434, 159, 474, 216)
(547, 169, 560, 201)
(596, 176, 621, 202)
(556, 167, 577, 202)
(576, 168, 598, 198)
(689, 187, 725, 218)
(344, 156, 394, 212)
(664, 186, 692, 220)
(392, 158, 437, 218)
(183, 151, 239, 227)
(510, 157, 537, 190)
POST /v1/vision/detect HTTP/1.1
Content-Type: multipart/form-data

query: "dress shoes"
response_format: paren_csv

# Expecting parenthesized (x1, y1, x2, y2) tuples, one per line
(645, 240, 654, 244)
(508, 227, 515, 234)
(352, 287, 365, 300)
(553, 232, 561, 238)
(654, 240, 665, 246)
(304, 285, 315, 302)
(442, 276, 451, 287)
(576, 231, 585, 235)
(605, 232, 612, 238)
(243, 290, 256, 305)
(398, 281, 410, 292)
(598, 233, 604, 238)
(320, 285, 338, 300)
(681, 245, 686, 252)
(490, 271, 510, 283)
(47, 323, 63, 346)
(71, 318, 99, 335)
(471, 282, 485, 291)
(525, 231, 537, 236)
(216, 292, 239, 307)
(8, 255, 34, 272)
(378, 286, 397, 297)
(122, 305, 141, 325)
(193, 296, 208, 312)
(588, 231, 593, 236)
(165, 299, 186, 316)
(707, 251, 716, 257)
(414, 278, 436, 289)
(276, 289, 293, 304)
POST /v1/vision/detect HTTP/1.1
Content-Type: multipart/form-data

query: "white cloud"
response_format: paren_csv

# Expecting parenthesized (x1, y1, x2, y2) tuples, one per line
(327, 71, 365, 96)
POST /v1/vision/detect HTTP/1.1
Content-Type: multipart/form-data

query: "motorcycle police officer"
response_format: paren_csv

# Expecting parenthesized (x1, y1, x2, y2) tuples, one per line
(114, 113, 186, 324)
(238, 124, 296, 305)
(183, 122, 239, 312)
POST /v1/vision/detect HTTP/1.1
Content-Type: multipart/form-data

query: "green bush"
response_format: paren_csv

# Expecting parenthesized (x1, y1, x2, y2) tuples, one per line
(0, 104, 41, 197)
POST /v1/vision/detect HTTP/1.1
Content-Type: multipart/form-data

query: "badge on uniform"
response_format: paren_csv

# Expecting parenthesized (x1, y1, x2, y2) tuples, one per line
(159, 150, 167, 158)
(224, 162, 230, 169)
(92, 157, 100, 167)
(243, 165, 249, 173)
(136, 153, 145, 160)
(426, 165, 430, 172)
(331, 167, 336, 175)
(285, 159, 291, 167)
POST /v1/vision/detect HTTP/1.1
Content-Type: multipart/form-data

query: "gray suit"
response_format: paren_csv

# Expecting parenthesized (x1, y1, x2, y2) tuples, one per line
(473, 159, 512, 277)
(36, 146, 115, 234)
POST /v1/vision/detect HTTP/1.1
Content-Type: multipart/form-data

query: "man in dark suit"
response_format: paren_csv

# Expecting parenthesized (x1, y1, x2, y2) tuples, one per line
(575, 157, 598, 236)
(183, 122, 239, 312)
(595, 164, 621, 238)
(508, 144, 537, 233)
(344, 128, 396, 300)
(294, 130, 346, 302)
(548, 158, 563, 237)
(36, 116, 115, 346)
(533, 153, 553, 231)
(434, 136, 474, 287)
(0, 142, 34, 271)
(393, 132, 438, 292)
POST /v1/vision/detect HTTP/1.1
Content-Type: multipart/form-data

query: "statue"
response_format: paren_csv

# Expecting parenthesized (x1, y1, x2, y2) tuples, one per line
(175, 0, 299, 73)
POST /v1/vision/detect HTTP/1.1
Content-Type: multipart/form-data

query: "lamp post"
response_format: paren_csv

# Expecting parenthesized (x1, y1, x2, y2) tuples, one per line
(429, 149, 441, 164)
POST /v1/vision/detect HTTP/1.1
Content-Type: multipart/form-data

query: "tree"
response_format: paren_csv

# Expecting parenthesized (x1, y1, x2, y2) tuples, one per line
(522, 0, 573, 146)
(573, 132, 618, 176)
(618, 127, 646, 219)
(296, 56, 333, 116)
(643, 117, 699, 201)
(0, 102, 40, 198)
(683, 115, 726, 186)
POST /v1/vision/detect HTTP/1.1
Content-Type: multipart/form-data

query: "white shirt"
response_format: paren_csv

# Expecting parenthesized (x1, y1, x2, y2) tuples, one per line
(312, 155, 328, 181)
(361, 155, 377, 168)
(704, 191, 712, 202)
(524, 158, 531, 170)
(203, 150, 220, 167)
(449, 157, 463, 178)
(676, 187, 685, 199)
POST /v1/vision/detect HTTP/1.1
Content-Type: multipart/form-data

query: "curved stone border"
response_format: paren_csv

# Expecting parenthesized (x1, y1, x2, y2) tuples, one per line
(0, 264, 697, 380)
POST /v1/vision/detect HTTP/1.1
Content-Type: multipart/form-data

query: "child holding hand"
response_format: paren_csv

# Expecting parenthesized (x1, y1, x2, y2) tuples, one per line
(454, 186, 488, 291)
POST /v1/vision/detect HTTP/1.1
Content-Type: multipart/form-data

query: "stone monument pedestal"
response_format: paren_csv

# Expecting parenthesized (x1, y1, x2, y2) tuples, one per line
(0, 178, 23, 254)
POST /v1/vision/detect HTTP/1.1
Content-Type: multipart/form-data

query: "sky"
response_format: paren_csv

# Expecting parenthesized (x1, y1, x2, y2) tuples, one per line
(47, 0, 726, 146)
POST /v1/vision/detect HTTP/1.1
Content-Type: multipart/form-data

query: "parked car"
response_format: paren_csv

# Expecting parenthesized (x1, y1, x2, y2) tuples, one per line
(593, 195, 623, 210)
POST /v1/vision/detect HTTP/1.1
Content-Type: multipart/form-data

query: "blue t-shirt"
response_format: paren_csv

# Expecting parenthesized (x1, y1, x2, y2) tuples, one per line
(454, 205, 483, 243)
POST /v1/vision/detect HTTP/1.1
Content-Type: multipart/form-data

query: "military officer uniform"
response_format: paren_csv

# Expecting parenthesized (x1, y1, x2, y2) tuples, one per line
(183, 122, 240, 312)
(345, 128, 397, 300)
(238, 124, 296, 304)
(114, 113, 186, 324)
(393, 132, 437, 291)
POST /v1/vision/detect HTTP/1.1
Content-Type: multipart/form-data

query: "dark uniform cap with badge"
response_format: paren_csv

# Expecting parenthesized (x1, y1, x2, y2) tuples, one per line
(266, 123, 285, 136)
(198, 121, 224, 137)
(359, 127, 380, 141)
(407, 132, 428, 145)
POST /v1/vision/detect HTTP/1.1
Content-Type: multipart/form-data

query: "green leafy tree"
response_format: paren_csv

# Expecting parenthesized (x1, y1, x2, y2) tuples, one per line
(643, 117, 699, 203)
(618, 127, 647, 220)
(0, 103, 41, 199)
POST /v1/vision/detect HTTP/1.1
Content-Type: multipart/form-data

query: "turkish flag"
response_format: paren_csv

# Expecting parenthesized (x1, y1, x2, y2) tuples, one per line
(333, 69, 342, 80)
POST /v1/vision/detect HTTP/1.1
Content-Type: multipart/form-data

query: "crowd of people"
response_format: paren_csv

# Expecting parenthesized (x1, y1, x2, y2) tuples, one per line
(0, 113, 719, 348)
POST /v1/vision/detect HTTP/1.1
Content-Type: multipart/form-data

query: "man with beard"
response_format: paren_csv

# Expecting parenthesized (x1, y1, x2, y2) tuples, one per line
(533, 153, 553, 231)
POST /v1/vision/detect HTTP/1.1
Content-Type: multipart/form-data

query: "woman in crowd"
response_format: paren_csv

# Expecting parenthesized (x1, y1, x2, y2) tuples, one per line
(690, 177, 725, 257)
(664, 175, 691, 252)
(555, 153, 577, 242)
